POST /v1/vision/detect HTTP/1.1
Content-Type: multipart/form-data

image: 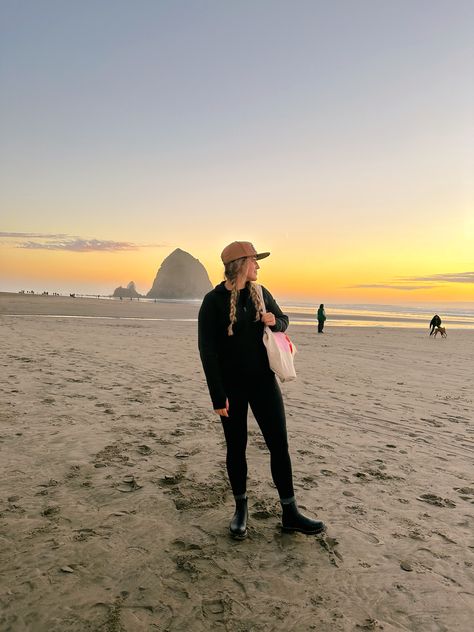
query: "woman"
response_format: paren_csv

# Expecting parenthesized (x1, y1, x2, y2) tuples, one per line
(317, 304, 326, 333)
(198, 241, 325, 539)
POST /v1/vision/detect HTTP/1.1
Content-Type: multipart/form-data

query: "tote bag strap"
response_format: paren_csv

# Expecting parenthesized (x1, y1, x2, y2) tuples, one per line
(256, 284, 267, 314)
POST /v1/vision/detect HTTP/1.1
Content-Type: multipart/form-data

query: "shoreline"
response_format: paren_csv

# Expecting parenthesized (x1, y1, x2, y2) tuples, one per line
(1, 293, 473, 329)
(3, 312, 474, 330)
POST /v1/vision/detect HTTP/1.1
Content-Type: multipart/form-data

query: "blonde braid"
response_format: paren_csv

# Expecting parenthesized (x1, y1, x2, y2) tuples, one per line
(228, 283, 239, 336)
(224, 257, 247, 336)
(247, 282, 264, 321)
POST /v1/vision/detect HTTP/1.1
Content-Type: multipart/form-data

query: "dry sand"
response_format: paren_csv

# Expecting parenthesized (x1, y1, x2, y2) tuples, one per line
(1, 294, 473, 631)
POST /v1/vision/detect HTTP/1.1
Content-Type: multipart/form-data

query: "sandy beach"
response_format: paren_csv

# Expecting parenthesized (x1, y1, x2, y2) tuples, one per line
(1, 294, 473, 632)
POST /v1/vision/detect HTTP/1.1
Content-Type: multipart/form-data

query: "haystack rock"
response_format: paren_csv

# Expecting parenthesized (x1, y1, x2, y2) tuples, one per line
(112, 281, 141, 298)
(146, 248, 212, 299)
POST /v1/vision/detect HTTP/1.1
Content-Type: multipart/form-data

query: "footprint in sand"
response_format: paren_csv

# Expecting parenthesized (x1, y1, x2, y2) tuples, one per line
(201, 596, 234, 624)
(320, 469, 336, 477)
(175, 449, 200, 459)
(189, 420, 205, 428)
(432, 530, 457, 544)
(346, 504, 367, 515)
(73, 527, 97, 542)
(38, 478, 60, 489)
(5, 498, 25, 515)
(417, 493, 456, 508)
(318, 535, 343, 567)
(158, 470, 185, 487)
(250, 498, 280, 521)
(300, 475, 318, 490)
(136, 444, 153, 455)
(65, 465, 81, 479)
(174, 553, 200, 581)
(355, 617, 384, 629)
(175, 451, 191, 459)
(153, 436, 171, 445)
(350, 527, 384, 546)
(171, 539, 203, 552)
(94, 444, 130, 466)
(116, 475, 142, 492)
(41, 505, 60, 518)
(425, 419, 445, 428)
(454, 487, 474, 503)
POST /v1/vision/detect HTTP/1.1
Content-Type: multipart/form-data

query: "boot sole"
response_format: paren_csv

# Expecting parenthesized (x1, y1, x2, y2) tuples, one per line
(281, 525, 326, 535)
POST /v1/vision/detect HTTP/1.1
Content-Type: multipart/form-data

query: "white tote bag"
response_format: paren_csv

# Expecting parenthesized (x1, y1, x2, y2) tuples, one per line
(257, 285, 297, 382)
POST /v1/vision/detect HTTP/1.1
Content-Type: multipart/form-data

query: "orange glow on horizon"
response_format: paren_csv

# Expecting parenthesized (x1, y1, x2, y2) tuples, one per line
(1, 242, 472, 304)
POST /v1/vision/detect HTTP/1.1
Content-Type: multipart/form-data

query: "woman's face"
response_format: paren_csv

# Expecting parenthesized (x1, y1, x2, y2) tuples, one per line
(245, 256, 260, 282)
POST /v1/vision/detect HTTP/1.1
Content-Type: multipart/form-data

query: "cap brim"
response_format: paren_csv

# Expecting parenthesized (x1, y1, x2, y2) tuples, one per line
(255, 252, 270, 260)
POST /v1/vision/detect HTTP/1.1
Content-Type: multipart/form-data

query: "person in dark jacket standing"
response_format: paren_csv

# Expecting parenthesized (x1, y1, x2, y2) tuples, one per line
(198, 241, 325, 540)
(317, 304, 326, 333)
(429, 314, 441, 336)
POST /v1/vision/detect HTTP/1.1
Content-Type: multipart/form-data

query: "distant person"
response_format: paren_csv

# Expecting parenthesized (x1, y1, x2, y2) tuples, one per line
(317, 304, 326, 333)
(429, 314, 441, 336)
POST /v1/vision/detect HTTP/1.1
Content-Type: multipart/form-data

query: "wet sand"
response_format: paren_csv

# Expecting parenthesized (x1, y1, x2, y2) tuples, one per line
(1, 295, 473, 631)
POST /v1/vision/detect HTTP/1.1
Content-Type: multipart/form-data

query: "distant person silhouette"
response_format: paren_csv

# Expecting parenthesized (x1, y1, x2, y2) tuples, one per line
(429, 314, 441, 336)
(317, 304, 326, 333)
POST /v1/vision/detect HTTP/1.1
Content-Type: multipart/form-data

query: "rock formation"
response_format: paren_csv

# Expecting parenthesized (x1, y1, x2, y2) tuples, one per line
(146, 248, 212, 299)
(112, 281, 141, 298)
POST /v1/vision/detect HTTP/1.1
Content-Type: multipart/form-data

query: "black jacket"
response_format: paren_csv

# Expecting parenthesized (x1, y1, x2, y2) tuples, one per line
(198, 282, 289, 408)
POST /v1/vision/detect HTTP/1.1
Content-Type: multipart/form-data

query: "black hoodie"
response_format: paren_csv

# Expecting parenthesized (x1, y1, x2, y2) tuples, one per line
(198, 282, 289, 409)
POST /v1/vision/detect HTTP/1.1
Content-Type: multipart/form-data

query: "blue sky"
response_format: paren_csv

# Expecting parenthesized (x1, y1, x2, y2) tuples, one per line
(1, 1, 473, 300)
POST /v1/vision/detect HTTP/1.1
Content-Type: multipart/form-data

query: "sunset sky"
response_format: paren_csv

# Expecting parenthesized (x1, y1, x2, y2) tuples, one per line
(1, 1, 472, 303)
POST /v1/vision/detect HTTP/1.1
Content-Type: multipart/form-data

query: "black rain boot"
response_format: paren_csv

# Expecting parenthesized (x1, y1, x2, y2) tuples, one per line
(229, 496, 248, 540)
(281, 501, 326, 535)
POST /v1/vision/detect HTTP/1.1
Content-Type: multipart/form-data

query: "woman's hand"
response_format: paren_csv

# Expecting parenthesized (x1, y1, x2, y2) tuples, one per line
(214, 398, 229, 417)
(261, 312, 276, 327)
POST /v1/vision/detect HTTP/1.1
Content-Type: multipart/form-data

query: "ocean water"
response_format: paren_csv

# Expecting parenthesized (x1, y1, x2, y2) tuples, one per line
(282, 303, 474, 329)
(99, 297, 474, 329)
(17, 296, 473, 329)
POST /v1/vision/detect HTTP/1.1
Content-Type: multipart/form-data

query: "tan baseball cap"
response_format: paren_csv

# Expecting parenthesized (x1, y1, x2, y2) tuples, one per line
(221, 241, 270, 265)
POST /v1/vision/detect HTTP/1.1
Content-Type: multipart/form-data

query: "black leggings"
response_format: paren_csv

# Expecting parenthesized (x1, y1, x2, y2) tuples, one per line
(220, 373, 295, 500)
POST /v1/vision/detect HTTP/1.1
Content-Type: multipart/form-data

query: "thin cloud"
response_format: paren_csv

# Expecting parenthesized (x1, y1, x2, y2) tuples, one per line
(348, 271, 474, 290)
(402, 271, 474, 284)
(0, 231, 69, 238)
(348, 284, 439, 291)
(18, 239, 140, 252)
(1, 231, 168, 251)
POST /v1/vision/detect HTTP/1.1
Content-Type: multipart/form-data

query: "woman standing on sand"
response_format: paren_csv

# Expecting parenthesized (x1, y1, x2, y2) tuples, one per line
(198, 241, 326, 540)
